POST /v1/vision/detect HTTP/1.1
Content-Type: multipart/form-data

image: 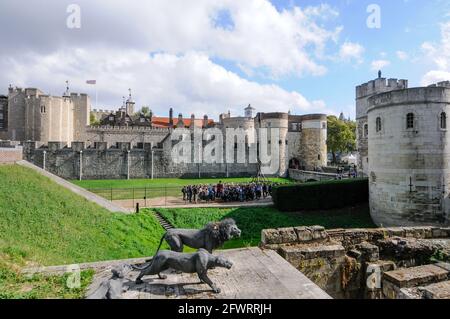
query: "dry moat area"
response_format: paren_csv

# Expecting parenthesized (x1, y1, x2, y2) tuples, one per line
(261, 225, 450, 299)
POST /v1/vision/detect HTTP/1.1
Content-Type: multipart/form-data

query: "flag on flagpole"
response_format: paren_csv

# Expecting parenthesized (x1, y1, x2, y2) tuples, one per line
(86, 80, 96, 85)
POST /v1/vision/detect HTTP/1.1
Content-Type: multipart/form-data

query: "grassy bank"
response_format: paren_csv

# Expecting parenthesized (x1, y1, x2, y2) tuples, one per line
(0, 165, 167, 266)
(154, 205, 376, 249)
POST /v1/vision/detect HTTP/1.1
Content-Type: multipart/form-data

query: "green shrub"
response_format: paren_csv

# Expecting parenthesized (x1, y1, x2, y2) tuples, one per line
(272, 178, 369, 212)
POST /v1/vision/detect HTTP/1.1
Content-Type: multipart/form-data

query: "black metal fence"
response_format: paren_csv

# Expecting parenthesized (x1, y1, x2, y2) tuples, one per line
(88, 186, 182, 207)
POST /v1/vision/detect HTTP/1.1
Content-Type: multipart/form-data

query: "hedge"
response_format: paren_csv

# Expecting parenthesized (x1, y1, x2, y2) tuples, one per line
(272, 178, 369, 212)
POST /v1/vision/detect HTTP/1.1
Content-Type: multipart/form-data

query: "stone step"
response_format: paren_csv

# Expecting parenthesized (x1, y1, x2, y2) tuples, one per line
(383, 264, 449, 289)
(152, 211, 175, 230)
(422, 280, 450, 299)
(383, 264, 449, 299)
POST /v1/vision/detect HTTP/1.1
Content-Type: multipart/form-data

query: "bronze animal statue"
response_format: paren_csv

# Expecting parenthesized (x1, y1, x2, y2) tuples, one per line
(132, 249, 233, 293)
(155, 218, 241, 255)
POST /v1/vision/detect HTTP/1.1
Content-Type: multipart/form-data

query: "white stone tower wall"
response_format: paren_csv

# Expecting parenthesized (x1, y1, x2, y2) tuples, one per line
(368, 86, 450, 227)
(258, 115, 289, 176)
(356, 78, 408, 175)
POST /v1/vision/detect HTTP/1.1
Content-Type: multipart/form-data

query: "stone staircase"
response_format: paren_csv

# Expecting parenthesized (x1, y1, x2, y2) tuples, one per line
(152, 211, 174, 230)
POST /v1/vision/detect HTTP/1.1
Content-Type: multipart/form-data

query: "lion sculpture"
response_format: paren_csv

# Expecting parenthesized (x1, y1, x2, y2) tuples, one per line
(154, 218, 241, 254)
(133, 249, 233, 293)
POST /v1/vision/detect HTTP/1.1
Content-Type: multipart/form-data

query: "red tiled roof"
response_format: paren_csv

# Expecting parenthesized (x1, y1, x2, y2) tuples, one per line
(151, 117, 214, 128)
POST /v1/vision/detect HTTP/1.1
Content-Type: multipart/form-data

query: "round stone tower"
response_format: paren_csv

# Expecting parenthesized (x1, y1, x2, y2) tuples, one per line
(298, 114, 328, 170)
(367, 82, 450, 227)
(256, 112, 289, 176)
(356, 75, 408, 175)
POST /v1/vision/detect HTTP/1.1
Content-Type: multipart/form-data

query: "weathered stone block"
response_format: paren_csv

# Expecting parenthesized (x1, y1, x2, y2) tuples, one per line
(311, 226, 328, 240)
(383, 265, 449, 289)
(357, 242, 380, 262)
(422, 280, 450, 299)
(386, 227, 405, 238)
(71, 142, 85, 152)
(261, 229, 283, 245)
(277, 227, 298, 244)
(432, 228, 447, 238)
(294, 227, 313, 242)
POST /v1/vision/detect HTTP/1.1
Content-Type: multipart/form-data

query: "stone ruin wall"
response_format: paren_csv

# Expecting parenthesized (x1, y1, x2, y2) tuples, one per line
(261, 225, 450, 299)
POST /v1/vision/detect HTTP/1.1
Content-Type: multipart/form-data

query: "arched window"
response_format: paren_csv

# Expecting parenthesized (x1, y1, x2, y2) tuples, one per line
(441, 112, 447, 129)
(363, 124, 368, 137)
(406, 113, 414, 129)
(376, 117, 382, 133)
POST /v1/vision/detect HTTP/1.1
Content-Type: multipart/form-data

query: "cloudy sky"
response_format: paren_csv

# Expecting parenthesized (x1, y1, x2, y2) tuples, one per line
(0, 0, 449, 120)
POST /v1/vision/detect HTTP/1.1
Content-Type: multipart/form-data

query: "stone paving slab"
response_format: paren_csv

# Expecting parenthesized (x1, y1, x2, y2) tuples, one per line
(86, 247, 331, 299)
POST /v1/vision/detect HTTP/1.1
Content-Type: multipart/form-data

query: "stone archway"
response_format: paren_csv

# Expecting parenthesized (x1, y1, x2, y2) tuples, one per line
(289, 158, 300, 169)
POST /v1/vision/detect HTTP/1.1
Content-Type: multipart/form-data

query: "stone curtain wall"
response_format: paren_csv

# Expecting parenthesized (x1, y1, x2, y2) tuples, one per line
(23, 141, 258, 180)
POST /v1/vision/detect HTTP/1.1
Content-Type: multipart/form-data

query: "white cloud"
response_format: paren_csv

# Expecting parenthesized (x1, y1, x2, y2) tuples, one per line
(0, 49, 328, 119)
(0, 0, 350, 118)
(338, 42, 365, 63)
(0, 0, 343, 79)
(421, 22, 450, 84)
(396, 51, 409, 61)
(421, 70, 450, 86)
(371, 59, 391, 71)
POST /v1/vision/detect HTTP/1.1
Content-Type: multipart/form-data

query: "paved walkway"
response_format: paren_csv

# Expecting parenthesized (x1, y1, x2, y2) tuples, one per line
(18, 160, 129, 214)
(114, 197, 274, 211)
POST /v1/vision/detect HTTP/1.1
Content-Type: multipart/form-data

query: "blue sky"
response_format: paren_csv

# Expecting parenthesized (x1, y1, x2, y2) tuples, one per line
(212, 0, 450, 119)
(1, 0, 450, 119)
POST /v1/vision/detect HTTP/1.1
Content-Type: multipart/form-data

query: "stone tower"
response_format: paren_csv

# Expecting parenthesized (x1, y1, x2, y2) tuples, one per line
(367, 81, 450, 227)
(356, 74, 408, 174)
(5, 86, 90, 144)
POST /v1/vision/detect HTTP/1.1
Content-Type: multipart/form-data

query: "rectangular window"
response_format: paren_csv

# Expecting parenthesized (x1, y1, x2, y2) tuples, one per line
(406, 113, 414, 129)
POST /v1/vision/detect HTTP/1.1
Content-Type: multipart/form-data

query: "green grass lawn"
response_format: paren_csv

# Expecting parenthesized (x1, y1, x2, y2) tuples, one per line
(0, 164, 169, 299)
(72, 177, 292, 189)
(72, 177, 294, 201)
(153, 205, 376, 249)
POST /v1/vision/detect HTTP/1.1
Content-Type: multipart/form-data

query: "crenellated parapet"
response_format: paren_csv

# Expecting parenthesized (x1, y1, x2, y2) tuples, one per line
(356, 78, 408, 99)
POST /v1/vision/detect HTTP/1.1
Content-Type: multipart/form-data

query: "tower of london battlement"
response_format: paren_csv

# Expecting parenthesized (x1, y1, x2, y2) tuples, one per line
(356, 78, 408, 99)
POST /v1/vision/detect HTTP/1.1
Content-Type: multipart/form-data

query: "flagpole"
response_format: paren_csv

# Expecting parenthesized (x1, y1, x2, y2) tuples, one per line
(95, 83, 98, 109)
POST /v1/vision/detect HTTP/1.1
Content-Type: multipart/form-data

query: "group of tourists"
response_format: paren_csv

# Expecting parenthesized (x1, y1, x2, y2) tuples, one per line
(181, 182, 275, 203)
(336, 165, 358, 180)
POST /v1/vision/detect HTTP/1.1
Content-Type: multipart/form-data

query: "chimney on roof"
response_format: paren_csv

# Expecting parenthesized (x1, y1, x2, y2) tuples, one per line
(169, 108, 174, 128)
(190, 114, 195, 130)
(203, 115, 209, 128)
(178, 113, 184, 128)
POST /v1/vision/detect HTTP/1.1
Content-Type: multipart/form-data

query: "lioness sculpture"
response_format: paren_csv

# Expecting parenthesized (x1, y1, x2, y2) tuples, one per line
(157, 218, 241, 254)
(133, 249, 233, 293)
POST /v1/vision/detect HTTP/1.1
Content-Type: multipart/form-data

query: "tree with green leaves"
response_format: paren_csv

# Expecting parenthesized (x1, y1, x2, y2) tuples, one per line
(90, 112, 100, 126)
(327, 115, 356, 164)
(137, 106, 152, 117)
